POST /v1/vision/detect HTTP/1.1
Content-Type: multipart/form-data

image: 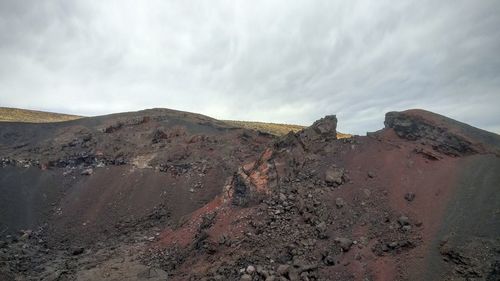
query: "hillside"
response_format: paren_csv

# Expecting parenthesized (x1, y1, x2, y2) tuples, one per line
(0, 107, 351, 137)
(0, 107, 82, 123)
(0, 108, 499, 281)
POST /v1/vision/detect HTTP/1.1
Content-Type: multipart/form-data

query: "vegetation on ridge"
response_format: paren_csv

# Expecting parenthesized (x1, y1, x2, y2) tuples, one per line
(0, 107, 81, 123)
(224, 119, 352, 138)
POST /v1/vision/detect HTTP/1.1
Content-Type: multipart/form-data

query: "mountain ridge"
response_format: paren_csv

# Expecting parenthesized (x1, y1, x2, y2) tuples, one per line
(0, 107, 498, 281)
(0, 106, 351, 137)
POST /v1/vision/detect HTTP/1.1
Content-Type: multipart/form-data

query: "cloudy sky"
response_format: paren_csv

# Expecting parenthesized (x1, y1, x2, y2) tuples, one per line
(1, 0, 499, 134)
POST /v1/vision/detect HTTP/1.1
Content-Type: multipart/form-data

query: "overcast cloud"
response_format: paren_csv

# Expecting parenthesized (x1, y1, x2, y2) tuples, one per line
(1, 0, 499, 134)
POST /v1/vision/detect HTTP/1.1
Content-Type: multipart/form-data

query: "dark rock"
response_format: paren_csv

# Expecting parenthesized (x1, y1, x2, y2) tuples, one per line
(309, 115, 338, 137)
(382, 244, 389, 252)
(71, 247, 84, 255)
(114, 157, 126, 165)
(200, 213, 216, 230)
(404, 193, 416, 202)
(151, 128, 169, 144)
(486, 260, 500, 280)
(384, 110, 478, 156)
(296, 115, 338, 144)
(231, 173, 252, 206)
(322, 253, 335, 266)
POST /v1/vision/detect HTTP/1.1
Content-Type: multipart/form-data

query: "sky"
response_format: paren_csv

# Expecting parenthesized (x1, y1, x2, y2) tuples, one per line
(1, 0, 499, 134)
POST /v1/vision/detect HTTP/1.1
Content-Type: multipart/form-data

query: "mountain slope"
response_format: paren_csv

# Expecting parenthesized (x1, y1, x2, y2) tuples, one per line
(0, 107, 350, 137)
(0, 108, 498, 281)
(0, 108, 275, 246)
(148, 109, 500, 280)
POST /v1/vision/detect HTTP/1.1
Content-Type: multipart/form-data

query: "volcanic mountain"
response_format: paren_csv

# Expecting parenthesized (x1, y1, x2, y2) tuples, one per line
(0, 108, 498, 281)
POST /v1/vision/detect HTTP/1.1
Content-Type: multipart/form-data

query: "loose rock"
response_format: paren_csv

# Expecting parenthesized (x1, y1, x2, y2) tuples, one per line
(277, 264, 290, 276)
(335, 237, 353, 252)
(325, 167, 344, 186)
(71, 247, 84, 255)
(80, 168, 93, 176)
(404, 192, 416, 202)
(246, 265, 255, 274)
(398, 216, 410, 226)
(335, 197, 345, 208)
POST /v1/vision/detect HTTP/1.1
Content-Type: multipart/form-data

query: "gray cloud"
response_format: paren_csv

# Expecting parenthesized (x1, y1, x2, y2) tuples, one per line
(1, 0, 499, 134)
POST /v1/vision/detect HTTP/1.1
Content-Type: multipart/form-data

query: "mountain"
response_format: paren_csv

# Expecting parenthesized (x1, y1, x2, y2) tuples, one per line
(0, 108, 498, 281)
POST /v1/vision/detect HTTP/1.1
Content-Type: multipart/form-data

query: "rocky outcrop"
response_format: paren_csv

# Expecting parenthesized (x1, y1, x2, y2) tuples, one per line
(227, 115, 339, 205)
(297, 115, 338, 143)
(384, 110, 500, 156)
(228, 148, 277, 206)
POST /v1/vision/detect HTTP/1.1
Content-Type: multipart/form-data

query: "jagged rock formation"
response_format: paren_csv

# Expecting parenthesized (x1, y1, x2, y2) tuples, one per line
(226, 115, 339, 206)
